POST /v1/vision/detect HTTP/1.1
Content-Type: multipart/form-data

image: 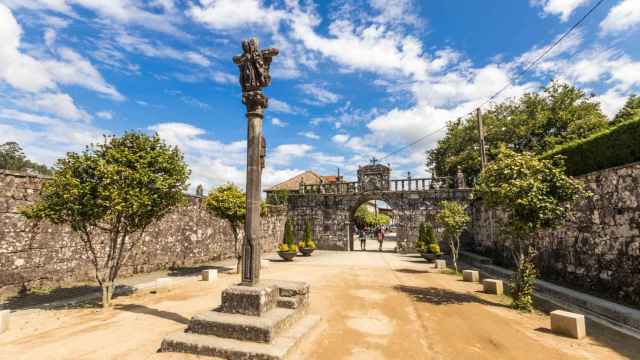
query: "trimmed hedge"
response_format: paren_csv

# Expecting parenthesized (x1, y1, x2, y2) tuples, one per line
(541, 117, 640, 176)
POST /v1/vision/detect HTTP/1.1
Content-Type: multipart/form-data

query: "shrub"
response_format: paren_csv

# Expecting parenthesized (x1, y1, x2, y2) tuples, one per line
(283, 219, 295, 246)
(279, 243, 290, 252)
(428, 243, 441, 255)
(541, 117, 640, 176)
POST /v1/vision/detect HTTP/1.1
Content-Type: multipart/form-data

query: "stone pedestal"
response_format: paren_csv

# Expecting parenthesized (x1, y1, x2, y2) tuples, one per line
(0, 310, 9, 334)
(435, 259, 447, 270)
(550, 310, 586, 339)
(161, 281, 320, 359)
(482, 279, 503, 295)
(463, 270, 480, 282)
(202, 269, 218, 282)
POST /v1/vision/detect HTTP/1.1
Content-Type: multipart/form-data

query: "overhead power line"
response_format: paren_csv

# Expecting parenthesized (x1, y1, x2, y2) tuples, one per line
(378, 0, 607, 162)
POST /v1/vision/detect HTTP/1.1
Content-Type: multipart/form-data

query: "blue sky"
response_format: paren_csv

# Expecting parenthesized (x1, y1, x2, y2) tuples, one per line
(1, 0, 639, 192)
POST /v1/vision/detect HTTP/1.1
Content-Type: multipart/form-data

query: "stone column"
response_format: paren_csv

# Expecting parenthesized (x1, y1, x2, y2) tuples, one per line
(242, 92, 266, 286)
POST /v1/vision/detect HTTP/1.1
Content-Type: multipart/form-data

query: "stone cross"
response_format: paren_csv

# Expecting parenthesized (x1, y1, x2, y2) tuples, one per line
(233, 38, 278, 286)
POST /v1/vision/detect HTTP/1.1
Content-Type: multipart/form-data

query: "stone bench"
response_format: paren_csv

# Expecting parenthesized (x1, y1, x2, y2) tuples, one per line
(0, 310, 9, 334)
(463, 270, 479, 282)
(482, 279, 503, 295)
(202, 269, 218, 282)
(435, 259, 447, 270)
(550, 310, 586, 339)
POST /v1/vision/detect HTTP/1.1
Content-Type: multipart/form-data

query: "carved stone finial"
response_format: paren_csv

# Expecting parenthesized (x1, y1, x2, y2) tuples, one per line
(195, 184, 204, 197)
(233, 38, 279, 113)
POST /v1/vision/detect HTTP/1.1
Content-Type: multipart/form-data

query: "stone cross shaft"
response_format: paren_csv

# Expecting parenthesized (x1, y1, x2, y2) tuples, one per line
(233, 38, 278, 286)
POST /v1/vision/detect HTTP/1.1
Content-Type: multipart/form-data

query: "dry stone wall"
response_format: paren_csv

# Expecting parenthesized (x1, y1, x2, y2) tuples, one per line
(0, 170, 286, 289)
(466, 162, 640, 306)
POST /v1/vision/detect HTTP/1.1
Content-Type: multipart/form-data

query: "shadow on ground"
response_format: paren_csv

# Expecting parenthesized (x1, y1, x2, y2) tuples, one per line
(168, 264, 234, 277)
(394, 285, 509, 308)
(114, 304, 190, 325)
(394, 268, 431, 274)
(0, 285, 135, 311)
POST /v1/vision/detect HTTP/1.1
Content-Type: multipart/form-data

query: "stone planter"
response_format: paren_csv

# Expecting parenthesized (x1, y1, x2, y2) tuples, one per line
(421, 252, 437, 262)
(299, 248, 315, 257)
(278, 251, 297, 261)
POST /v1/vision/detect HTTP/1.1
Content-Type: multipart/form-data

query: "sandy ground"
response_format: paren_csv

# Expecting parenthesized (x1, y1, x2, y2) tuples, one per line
(0, 240, 638, 360)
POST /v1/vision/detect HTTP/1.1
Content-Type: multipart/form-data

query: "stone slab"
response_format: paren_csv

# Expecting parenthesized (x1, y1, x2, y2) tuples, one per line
(187, 307, 301, 343)
(220, 284, 278, 316)
(551, 310, 586, 339)
(202, 269, 218, 282)
(0, 310, 9, 334)
(463, 270, 480, 282)
(161, 314, 321, 360)
(435, 259, 447, 269)
(482, 279, 503, 295)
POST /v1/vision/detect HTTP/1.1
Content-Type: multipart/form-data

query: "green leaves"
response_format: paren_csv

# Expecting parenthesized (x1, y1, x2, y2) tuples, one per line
(354, 204, 391, 227)
(476, 146, 586, 239)
(205, 183, 246, 227)
(22, 132, 190, 234)
(436, 201, 470, 241)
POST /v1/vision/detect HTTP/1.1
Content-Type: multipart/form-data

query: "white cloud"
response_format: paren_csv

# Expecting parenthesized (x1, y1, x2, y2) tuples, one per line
(332, 134, 349, 144)
(531, 0, 590, 22)
(4, 0, 185, 35)
(116, 32, 210, 67)
(298, 131, 320, 140)
(269, 144, 313, 166)
(96, 111, 114, 120)
(270, 98, 298, 114)
(271, 117, 287, 127)
(188, 0, 285, 31)
(23, 92, 91, 122)
(600, 0, 640, 34)
(298, 83, 341, 104)
(595, 88, 628, 119)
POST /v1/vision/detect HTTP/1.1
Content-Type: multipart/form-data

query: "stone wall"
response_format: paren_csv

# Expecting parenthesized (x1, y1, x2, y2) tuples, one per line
(0, 170, 287, 289)
(466, 162, 640, 306)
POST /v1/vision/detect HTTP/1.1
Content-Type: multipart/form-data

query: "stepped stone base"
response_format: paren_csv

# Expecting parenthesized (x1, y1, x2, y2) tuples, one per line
(161, 314, 321, 360)
(160, 279, 319, 359)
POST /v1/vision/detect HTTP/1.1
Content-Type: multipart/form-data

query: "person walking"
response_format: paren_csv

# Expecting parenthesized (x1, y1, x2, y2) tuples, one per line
(359, 228, 367, 251)
(376, 227, 385, 252)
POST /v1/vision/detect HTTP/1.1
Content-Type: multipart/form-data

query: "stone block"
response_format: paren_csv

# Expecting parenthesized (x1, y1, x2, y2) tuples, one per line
(202, 269, 218, 282)
(220, 284, 277, 316)
(463, 270, 480, 282)
(155, 277, 173, 289)
(0, 310, 9, 333)
(550, 310, 586, 339)
(435, 259, 447, 269)
(482, 279, 503, 295)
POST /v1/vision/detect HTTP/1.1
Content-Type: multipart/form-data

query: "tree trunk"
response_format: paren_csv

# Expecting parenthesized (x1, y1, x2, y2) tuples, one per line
(102, 282, 113, 308)
(232, 226, 241, 274)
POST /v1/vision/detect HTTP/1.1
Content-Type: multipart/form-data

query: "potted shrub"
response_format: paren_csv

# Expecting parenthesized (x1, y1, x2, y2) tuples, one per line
(278, 219, 298, 261)
(418, 223, 441, 262)
(298, 222, 316, 256)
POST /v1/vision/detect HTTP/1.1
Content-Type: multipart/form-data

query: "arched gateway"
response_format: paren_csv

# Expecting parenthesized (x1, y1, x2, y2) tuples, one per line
(286, 161, 473, 252)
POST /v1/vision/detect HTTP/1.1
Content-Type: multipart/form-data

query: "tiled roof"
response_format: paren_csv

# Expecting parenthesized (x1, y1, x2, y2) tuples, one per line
(266, 171, 323, 191)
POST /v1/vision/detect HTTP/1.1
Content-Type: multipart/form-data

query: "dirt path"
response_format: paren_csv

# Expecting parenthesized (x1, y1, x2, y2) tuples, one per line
(0, 250, 636, 360)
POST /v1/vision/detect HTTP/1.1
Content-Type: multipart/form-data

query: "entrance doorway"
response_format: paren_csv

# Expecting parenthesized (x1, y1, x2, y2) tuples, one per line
(349, 199, 397, 252)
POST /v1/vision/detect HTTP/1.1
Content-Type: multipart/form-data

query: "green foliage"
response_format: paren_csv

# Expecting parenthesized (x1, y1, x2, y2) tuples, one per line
(541, 116, 640, 176)
(0, 142, 52, 175)
(283, 218, 295, 247)
(436, 201, 470, 272)
(298, 222, 316, 249)
(612, 94, 640, 125)
(416, 222, 437, 253)
(354, 204, 391, 228)
(475, 147, 586, 310)
(205, 184, 245, 229)
(509, 249, 538, 312)
(267, 189, 289, 205)
(21, 132, 189, 306)
(427, 82, 608, 183)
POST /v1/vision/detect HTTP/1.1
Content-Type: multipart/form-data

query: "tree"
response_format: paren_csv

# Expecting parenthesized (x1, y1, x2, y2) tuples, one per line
(0, 142, 52, 175)
(612, 94, 640, 125)
(21, 132, 189, 307)
(205, 183, 246, 274)
(475, 147, 586, 311)
(427, 82, 609, 183)
(416, 222, 437, 253)
(354, 204, 391, 228)
(436, 201, 470, 274)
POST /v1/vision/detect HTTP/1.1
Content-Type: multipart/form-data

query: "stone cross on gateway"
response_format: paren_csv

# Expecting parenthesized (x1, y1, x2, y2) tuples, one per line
(233, 37, 278, 286)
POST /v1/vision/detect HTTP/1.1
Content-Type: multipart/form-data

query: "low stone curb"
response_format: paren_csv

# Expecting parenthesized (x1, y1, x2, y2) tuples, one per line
(459, 250, 640, 339)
